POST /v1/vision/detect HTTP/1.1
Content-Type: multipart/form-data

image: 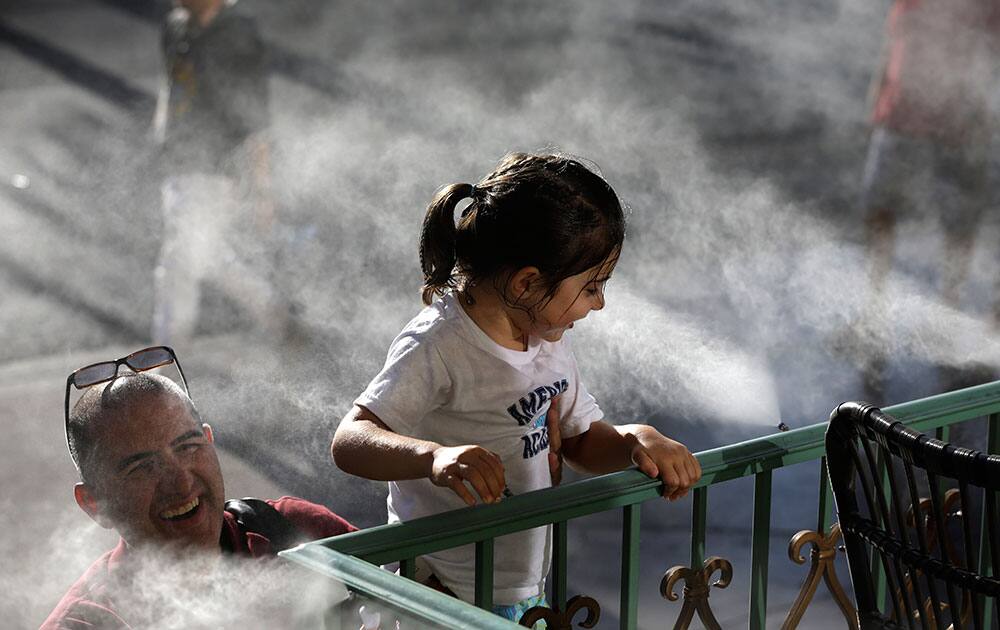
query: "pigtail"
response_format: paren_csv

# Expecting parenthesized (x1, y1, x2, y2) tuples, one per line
(419, 182, 475, 305)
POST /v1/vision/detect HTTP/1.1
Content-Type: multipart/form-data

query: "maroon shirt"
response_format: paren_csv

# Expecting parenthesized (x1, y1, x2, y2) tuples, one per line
(40, 497, 355, 629)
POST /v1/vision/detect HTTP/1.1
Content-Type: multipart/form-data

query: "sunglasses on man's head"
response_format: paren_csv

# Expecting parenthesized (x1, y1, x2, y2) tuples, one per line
(64, 346, 190, 451)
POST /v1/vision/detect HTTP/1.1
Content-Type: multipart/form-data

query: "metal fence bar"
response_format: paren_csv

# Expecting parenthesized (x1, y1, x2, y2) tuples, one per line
(692, 486, 707, 568)
(551, 520, 568, 610)
(817, 457, 833, 534)
(399, 557, 415, 580)
(749, 470, 773, 630)
(621, 503, 641, 630)
(977, 413, 999, 629)
(476, 538, 494, 611)
(280, 544, 521, 628)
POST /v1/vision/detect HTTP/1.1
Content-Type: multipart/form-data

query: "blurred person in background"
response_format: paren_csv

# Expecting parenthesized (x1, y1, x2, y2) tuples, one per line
(43, 359, 356, 629)
(151, 0, 282, 346)
(858, 0, 1000, 399)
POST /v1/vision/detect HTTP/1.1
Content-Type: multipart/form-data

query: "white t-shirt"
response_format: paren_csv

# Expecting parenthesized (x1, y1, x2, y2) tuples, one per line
(355, 292, 604, 604)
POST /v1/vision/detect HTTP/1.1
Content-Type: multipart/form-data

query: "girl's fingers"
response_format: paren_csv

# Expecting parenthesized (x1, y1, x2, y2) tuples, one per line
(471, 451, 505, 499)
(632, 447, 659, 479)
(670, 487, 690, 501)
(446, 475, 477, 506)
(458, 463, 495, 504)
(685, 454, 702, 484)
(548, 451, 563, 485)
(660, 462, 681, 499)
(546, 399, 562, 452)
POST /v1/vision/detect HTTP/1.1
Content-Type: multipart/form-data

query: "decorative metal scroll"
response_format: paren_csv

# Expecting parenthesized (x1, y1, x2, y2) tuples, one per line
(780, 522, 858, 630)
(519, 595, 600, 629)
(892, 489, 971, 628)
(660, 556, 733, 630)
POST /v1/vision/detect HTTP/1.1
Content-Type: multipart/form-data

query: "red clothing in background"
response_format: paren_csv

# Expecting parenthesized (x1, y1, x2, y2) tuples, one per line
(872, 0, 1000, 143)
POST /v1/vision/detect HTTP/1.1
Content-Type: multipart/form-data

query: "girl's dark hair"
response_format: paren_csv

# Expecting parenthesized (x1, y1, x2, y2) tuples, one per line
(419, 152, 626, 307)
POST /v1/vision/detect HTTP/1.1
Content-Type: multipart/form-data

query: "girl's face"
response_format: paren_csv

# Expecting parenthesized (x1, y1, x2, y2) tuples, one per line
(528, 255, 617, 342)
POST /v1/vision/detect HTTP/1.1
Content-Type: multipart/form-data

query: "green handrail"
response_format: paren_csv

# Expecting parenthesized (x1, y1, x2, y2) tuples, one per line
(282, 542, 521, 629)
(285, 380, 1000, 629)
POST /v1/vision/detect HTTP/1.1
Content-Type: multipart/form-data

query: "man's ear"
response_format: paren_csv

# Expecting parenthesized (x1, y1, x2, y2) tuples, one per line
(202, 423, 214, 443)
(74, 483, 114, 530)
(508, 266, 542, 303)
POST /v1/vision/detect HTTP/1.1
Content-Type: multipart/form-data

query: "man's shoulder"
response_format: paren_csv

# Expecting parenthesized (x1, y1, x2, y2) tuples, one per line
(40, 546, 128, 629)
(266, 496, 357, 539)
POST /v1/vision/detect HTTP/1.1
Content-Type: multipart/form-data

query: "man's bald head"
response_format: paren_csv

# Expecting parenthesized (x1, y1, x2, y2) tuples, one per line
(68, 373, 200, 481)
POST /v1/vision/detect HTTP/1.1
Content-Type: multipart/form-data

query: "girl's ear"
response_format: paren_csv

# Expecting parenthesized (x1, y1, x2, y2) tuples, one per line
(508, 266, 542, 303)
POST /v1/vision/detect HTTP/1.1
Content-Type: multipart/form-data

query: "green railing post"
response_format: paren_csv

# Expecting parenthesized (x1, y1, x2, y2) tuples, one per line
(817, 457, 834, 535)
(551, 520, 568, 610)
(476, 538, 494, 611)
(399, 556, 415, 580)
(691, 487, 707, 568)
(749, 470, 772, 630)
(621, 503, 641, 630)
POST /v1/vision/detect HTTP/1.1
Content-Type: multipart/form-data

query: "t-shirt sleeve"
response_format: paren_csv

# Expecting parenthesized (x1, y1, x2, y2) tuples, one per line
(557, 346, 603, 439)
(354, 332, 452, 434)
(269, 497, 357, 540)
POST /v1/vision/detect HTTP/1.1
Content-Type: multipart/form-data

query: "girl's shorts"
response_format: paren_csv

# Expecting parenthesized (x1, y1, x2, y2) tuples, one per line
(493, 592, 548, 628)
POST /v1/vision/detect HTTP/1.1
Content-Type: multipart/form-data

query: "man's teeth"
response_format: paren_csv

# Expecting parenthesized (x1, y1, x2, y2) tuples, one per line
(161, 497, 199, 519)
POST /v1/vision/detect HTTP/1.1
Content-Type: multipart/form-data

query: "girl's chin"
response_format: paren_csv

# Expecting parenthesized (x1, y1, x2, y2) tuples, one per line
(541, 326, 570, 342)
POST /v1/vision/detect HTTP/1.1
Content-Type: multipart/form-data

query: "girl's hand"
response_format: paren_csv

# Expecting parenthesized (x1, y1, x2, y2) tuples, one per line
(429, 445, 506, 505)
(546, 397, 563, 486)
(627, 428, 701, 501)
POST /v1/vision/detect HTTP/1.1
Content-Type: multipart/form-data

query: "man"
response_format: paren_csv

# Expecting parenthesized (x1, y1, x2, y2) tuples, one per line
(151, 0, 280, 345)
(42, 372, 355, 628)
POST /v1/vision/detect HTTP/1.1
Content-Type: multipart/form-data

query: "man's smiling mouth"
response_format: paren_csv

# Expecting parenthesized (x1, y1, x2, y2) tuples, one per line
(160, 497, 199, 521)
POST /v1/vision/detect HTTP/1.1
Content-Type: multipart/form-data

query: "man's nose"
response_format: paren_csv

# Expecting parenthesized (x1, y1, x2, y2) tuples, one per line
(160, 456, 195, 494)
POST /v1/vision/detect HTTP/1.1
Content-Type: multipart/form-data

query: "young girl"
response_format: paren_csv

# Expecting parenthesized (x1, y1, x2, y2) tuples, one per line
(332, 152, 701, 623)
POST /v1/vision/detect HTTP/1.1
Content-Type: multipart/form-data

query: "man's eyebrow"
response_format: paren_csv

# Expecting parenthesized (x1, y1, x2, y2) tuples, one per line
(171, 429, 204, 446)
(115, 429, 203, 472)
(117, 451, 155, 473)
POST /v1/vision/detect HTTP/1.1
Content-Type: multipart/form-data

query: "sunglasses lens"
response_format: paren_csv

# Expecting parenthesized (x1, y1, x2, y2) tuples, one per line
(128, 347, 173, 371)
(73, 362, 118, 388)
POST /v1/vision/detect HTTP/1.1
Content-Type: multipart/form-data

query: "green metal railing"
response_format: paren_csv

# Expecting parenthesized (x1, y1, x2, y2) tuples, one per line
(282, 380, 1000, 629)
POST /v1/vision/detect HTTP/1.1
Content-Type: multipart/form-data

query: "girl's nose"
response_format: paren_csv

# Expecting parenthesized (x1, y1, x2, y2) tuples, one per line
(592, 289, 606, 311)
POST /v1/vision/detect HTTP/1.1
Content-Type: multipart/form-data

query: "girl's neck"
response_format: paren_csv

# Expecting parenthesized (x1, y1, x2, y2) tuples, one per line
(458, 285, 530, 352)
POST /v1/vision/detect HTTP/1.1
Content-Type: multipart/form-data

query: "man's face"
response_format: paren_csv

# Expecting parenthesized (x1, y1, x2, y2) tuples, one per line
(80, 391, 225, 552)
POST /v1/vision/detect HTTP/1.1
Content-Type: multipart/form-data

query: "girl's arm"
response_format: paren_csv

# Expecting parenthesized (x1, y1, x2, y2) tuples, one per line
(560, 421, 701, 501)
(332, 405, 507, 506)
